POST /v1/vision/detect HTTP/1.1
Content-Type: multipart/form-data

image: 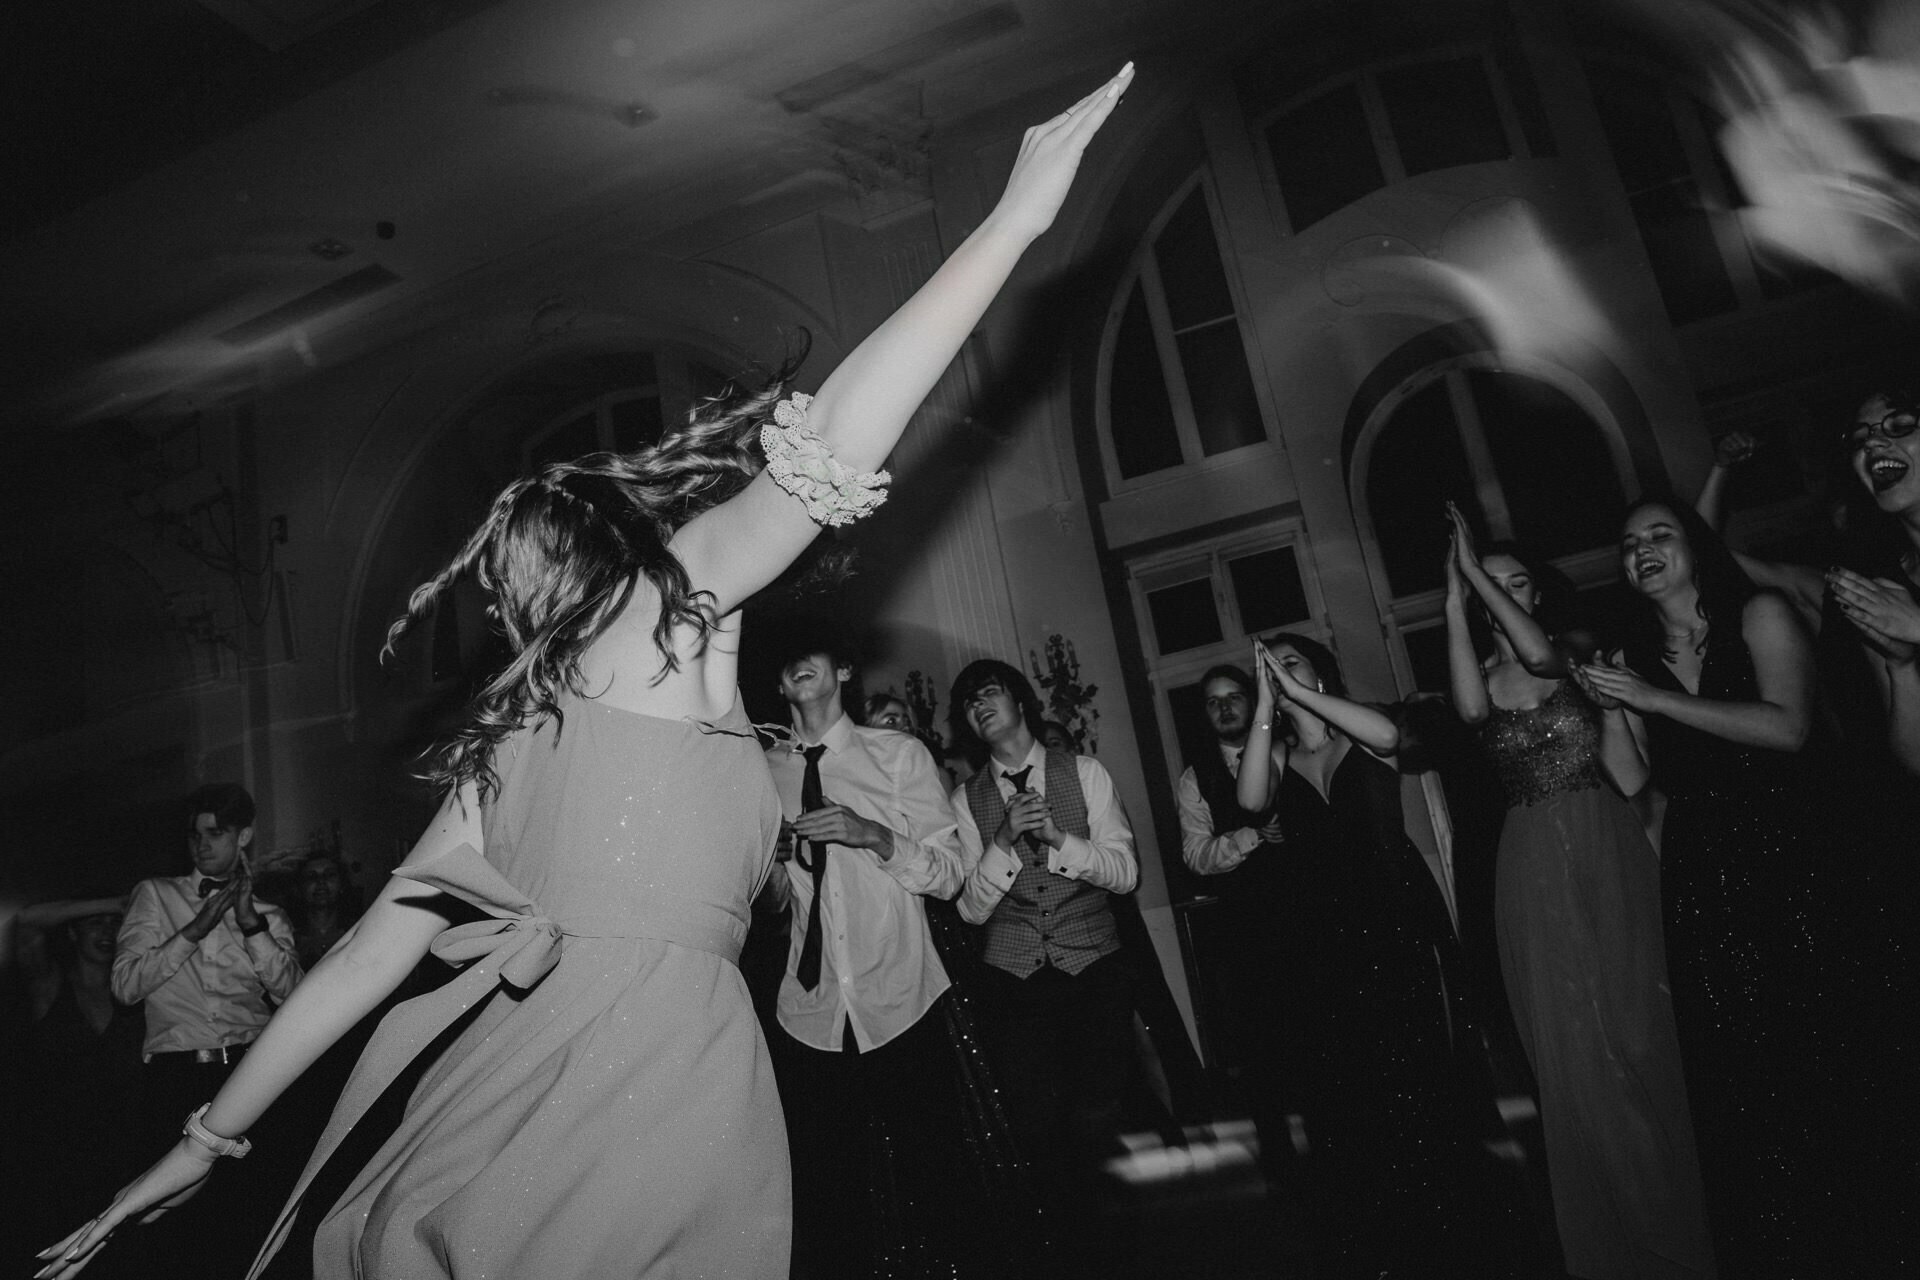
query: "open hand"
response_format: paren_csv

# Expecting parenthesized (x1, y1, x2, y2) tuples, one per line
(990, 63, 1134, 242)
(1569, 659, 1622, 710)
(230, 855, 263, 933)
(36, 1141, 218, 1279)
(1445, 501, 1480, 569)
(1828, 569, 1920, 647)
(181, 881, 239, 944)
(1259, 644, 1318, 704)
(1574, 659, 1661, 714)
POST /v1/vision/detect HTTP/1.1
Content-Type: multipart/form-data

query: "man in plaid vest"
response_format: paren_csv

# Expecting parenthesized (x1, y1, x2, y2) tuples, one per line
(949, 658, 1138, 1241)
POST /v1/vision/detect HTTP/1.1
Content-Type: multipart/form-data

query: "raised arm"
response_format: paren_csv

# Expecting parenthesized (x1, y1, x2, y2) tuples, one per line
(39, 786, 478, 1280)
(1448, 503, 1565, 677)
(1236, 645, 1283, 812)
(672, 65, 1134, 617)
(1443, 527, 1492, 726)
(1259, 645, 1401, 757)
(1577, 594, 1814, 752)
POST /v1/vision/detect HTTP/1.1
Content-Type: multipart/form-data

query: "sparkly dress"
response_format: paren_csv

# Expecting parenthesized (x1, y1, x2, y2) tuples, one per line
(1273, 744, 1527, 1278)
(1633, 628, 1906, 1277)
(1479, 682, 1713, 1279)
(248, 695, 791, 1279)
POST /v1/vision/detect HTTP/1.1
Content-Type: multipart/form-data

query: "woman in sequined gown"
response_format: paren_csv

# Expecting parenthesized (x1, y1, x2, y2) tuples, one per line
(1237, 633, 1527, 1280)
(1576, 499, 1867, 1278)
(1442, 507, 1712, 1280)
(37, 67, 1137, 1280)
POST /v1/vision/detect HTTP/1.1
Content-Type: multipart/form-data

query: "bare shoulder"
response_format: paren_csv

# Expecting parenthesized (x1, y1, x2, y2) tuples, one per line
(1742, 588, 1810, 646)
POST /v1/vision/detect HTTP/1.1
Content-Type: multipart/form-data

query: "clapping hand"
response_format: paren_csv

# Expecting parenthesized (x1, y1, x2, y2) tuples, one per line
(1258, 643, 1318, 705)
(36, 1141, 219, 1279)
(1574, 657, 1659, 713)
(1828, 568, 1920, 659)
(994, 790, 1057, 853)
(1570, 655, 1623, 710)
(230, 854, 264, 934)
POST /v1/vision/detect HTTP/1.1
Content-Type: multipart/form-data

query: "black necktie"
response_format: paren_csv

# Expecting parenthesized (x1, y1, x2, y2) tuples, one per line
(795, 744, 830, 992)
(198, 878, 229, 898)
(1003, 766, 1037, 858)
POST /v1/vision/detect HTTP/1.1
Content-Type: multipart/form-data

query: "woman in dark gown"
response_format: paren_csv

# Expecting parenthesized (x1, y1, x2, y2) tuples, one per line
(1236, 633, 1525, 1280)
(1577, 499, 1906, 1277)
(1441, 506, 1712, 1280)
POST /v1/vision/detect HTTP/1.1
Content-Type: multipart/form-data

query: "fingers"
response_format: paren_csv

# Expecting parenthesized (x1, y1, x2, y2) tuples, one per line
(35, 1213, 114, 1279)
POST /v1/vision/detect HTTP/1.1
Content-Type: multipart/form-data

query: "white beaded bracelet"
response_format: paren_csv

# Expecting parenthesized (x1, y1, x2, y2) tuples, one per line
(183, 1103, 252, 1159)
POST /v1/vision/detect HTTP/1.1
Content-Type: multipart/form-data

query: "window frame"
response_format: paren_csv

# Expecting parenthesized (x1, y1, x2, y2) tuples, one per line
(1094, 170, 1279, 494)
(1348, 355, 1636, 695)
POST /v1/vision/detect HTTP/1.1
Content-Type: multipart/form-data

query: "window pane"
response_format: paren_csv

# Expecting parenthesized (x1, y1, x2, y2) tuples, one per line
(1229, 546, 1311, 633)
(1266, 81, 1386, 232)
(1155, 188, 1235, 330)
(530, 412, 601, 470)
(1178, 321, 1265, 456)
(1401, 620, 1453, 694)
(1376, 56, 1510, 176)
(1364, 378, 1477, 596)
(1469, 370, 1624, 559)
(1110, 283, 1185, 478)
(1586, 63, 1738, 323)
(1494, 43, 1557, 159)
(1147, 577, 1224, 655)
(608, 395, 663, 453)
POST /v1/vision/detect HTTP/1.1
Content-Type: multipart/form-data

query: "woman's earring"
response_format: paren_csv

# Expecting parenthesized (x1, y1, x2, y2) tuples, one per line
(1316, 683, 1326, 693)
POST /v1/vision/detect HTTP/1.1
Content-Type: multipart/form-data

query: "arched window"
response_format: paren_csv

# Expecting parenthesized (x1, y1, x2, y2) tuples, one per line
(1353, 359, 1630, 691)
(1097, 174, 1270, 487)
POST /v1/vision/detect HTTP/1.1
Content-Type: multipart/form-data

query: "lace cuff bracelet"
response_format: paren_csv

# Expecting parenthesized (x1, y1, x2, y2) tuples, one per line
(760, 393, 891, 528)
(183, 1103, 252, 1159)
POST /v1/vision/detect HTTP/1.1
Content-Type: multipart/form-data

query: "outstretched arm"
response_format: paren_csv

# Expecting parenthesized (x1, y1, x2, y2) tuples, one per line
(38, 787, 478, 1279)
(673, 64, 1135, 616)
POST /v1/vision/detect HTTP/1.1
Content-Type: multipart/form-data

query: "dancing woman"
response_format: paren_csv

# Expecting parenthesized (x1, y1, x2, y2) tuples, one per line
(1235, 636, 1522, 1280)
(38, 63, 1134, 1280)
(1441, 505, 1712, 1280)
(1575, 498, 1877, 1277)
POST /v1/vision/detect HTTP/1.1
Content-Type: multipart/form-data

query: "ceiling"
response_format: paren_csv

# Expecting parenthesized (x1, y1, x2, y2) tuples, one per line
(2, 0, 1290, 427)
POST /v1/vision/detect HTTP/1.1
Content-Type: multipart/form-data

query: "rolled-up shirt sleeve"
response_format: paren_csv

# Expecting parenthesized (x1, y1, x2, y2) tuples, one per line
(112, 880, 194, 1005)
(247, 904, 303, 1000)
(872, 736, 965, 901)
(1178, 768, 1259, 875)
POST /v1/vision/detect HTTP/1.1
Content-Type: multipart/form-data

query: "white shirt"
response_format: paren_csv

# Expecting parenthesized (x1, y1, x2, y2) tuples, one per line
(952, 741, 1139, 925)
(1178, 743, 1264, 875)
(112, 873, 303, 1057)
(763, 714, 964, 1052)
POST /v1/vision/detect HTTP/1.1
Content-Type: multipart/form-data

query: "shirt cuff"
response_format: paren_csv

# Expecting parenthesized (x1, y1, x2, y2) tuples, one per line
(979, 843, 1021, 887)
(1047, 835, 1096, 879)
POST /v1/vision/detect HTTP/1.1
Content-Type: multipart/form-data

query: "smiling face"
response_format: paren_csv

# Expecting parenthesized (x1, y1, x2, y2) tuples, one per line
(69, 913, 122, 965)
(1620, 503, 1694, 597)
(301, 859, 343, 909)
(1202, 676, 1252, 742)
(1848, 391, 1920, 516)
(1479, 553, 1540, 617)
(188, 812, 251, 878)
(778, 652, 850, 713)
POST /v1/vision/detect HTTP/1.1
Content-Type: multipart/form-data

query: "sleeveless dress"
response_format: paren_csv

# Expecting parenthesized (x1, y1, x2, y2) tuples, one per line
(249, 694, 790, 1279)
(1634, 628, 1912, 1277)
(1479, 681, 1713, 1279)
(1274, 745, 1527, 1278)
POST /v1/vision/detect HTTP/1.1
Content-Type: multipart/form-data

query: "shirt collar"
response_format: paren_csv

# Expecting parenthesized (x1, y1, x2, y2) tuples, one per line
(997, 739, 1046, 785)
(792, 710, 855, 755)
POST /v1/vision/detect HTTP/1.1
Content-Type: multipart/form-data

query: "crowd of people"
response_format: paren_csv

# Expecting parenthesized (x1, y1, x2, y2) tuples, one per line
(3, 53, 1916, 1280)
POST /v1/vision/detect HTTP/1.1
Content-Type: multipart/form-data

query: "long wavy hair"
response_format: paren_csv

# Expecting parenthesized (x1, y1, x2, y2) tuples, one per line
(1617, 495, 1757, 674)
(386, 356, 803, 799)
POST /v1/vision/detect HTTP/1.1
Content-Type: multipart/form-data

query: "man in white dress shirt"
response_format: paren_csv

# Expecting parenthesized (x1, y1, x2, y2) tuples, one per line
(761, 629, 968, 1277)
(949, 657, 1139, 1267)
(112, 782, 303, 1274)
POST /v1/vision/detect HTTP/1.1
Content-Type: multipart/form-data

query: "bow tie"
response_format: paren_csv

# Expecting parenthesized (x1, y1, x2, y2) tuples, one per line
(198, 878, 230, 898)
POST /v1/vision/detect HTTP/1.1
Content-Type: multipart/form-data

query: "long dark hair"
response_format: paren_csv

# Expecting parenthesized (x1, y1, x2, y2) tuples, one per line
(1474, 540, 1580, 656)
(386, 359, 802, 799)
(1617, 495, 1757, 673)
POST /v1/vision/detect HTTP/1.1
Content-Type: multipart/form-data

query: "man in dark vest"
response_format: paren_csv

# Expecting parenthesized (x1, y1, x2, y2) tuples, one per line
(949, 657, 1138, 1244)
(1176, 662, 1301, 1176)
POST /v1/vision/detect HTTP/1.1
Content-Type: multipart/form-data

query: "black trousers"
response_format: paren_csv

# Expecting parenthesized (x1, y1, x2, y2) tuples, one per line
(773, 996, 979, 1279)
